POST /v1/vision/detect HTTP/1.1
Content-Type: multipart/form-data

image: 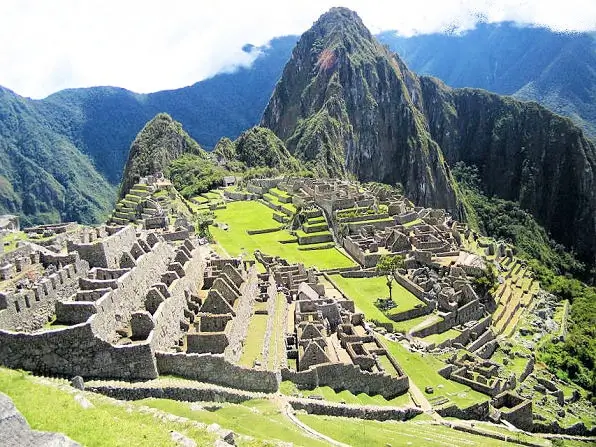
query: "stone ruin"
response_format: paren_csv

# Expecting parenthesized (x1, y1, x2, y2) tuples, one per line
(275, 262, 410, 399)
(0, 224, 206, 379)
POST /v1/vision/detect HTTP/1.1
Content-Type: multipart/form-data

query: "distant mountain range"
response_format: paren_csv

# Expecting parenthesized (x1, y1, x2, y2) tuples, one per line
(378, 22, 596, 138)
(0, 18, 594, 264)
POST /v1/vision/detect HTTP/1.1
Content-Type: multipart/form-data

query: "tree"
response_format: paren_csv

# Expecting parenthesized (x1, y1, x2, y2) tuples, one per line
(376, 255, 405, 300)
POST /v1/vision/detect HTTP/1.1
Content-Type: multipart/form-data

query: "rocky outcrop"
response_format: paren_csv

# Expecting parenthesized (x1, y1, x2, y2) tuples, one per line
(0, 392, 80, 447)
(417, 79, 596, 263)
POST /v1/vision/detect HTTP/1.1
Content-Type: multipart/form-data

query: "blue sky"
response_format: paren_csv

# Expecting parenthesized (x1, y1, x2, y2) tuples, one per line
(1, 0, 595, 98)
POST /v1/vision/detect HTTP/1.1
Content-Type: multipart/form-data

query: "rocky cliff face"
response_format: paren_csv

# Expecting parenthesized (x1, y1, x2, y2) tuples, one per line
(120, 113, 205, 197)
(261, 7, 596, 264)
(261, 7, 461, 216)
(417, 78, 596, 263)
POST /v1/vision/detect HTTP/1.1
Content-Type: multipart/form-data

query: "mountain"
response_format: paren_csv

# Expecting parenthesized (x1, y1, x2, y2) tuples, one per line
(120, 113, 206, 197)
(0, 87, 114, 226)
(262, 8, 461, 215)
(378, 23, 596, 138)
(0, 36, 297, 224)
(261, 8, 596, 264)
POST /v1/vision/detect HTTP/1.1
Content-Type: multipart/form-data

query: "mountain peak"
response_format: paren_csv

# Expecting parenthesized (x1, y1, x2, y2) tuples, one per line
(119, 113, 205, 197)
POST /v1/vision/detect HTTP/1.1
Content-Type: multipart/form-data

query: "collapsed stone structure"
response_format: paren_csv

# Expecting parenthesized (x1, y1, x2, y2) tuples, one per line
(0, 225, 205, 379)
(274, 263, 409, 399)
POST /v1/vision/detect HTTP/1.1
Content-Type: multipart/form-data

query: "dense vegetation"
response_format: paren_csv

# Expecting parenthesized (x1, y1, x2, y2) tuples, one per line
(453, 162, 596, 394)
(168, 126, 306, 199)
(0, 38, 297, 224)
(379, 23, 596, 138)
(120, 113, 205, 197)
(0, 88, 114, 225)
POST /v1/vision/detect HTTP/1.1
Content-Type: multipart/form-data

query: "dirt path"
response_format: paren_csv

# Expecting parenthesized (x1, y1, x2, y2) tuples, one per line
(277, 398, 349, 447)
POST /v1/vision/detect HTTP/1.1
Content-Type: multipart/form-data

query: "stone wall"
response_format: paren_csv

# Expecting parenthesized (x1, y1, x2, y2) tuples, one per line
(436, 401, 490, 420)
(393, 273, 425, 300)
(156, 352, 280, 393)
(0, 245, 33, 265)
(87, 383, 254, 404)
(150, 244, 204, 351)
(0, 322, 158, 379)
(468, 329, 495, 353)
(289, 399, 422, 421)
(224, 267, 257, 363)
(0, 256, 88, 331)
(91, 241, 174, 342)
(67, 226, 137, 268)
(388, 304, 432, 323)
(281, 362, 409, 399)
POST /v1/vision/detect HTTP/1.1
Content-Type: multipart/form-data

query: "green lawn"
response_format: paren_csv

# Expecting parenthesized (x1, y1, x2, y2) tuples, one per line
(239, 314, 268, 367)
(263, 193, 296, 213)
(298, 414, 517, 447)
(422, 328, 462, 345)
(2, 231, 27, 252)
(330, 275, 426, 329)
(269, 187, 290, 198)
(142, 398, 328, 447)
(211, 201, 355, 270)
(0, 368, 214, 446)
(380, 339, 489, 408)
(269, 293, 287, 369)
(280, 381, 412, 407)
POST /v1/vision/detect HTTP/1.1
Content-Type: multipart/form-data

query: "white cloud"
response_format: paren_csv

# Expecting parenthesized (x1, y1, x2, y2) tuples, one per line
(0, 0, 594, 98)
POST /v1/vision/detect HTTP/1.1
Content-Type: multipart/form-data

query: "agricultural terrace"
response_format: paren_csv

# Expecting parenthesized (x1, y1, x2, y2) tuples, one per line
(210, 200, 355, 270)
(297, 414, 520, 447)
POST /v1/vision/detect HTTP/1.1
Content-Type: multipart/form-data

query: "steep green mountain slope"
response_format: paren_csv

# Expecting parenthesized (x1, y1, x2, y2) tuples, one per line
(378, 23, 596, 138)
(418, 78, 596, 264)
(120, 113, 206, 197)
(42, 36, 298, 184)
(262, 7, 461, 216)
(169, 126, 300, 198)
(0, 37, 297, 224)
(0, 87, 114, 225)
(261, 8, 596, 265)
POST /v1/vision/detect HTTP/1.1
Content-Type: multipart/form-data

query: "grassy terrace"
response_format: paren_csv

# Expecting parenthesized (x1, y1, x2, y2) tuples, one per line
(211, 201, 355, 270)
(280, 381, 412, 407)
(297, 414, 518, 447)
(268, 293, 287, 369)
(380, 339, 489, 409)
(422, 328, 461, 345)
(269, 187, 290, 198)
(0, 368, 214, 446)
(330, 275, 426, 326)
(143, 398, 329, 447)
(238, 313, 268, 367)
(263, 193, 296, 213)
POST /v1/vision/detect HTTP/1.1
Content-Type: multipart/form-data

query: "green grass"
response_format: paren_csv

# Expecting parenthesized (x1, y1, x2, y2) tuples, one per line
(422, 328, 461, 345)
(239, 314, 268, 367)
(211, 201, 355, 270)
(403, 218, 423, 228)
(298, 414, 517, 446)
(280, 381, 412, 407)
(269, 187, 290, 198)
(380, 339, 489, 409)
(141, 398, 328, 447)
(2, 231, 27, 252)
(0, 368, 214, 446)
(331, 275, 426, 325)
(269, 293, 287, 369)
(263, 193, 296, 213)
(466, 421, 551, 446)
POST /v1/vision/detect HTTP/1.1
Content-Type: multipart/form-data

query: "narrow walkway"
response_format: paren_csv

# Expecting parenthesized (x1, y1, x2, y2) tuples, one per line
(280, 400, 349, 447)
